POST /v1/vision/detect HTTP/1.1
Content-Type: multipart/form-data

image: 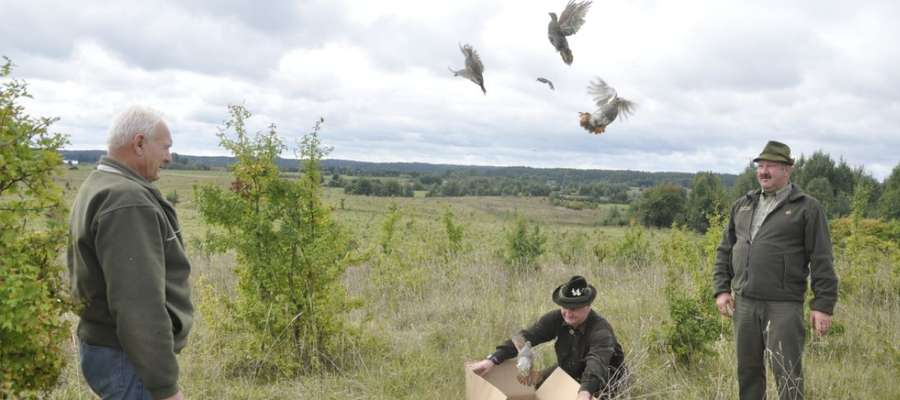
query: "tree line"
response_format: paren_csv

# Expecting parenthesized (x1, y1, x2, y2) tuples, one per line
(633, 156, 900, 232)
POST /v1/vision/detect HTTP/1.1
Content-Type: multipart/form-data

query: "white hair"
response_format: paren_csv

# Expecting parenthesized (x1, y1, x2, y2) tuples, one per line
(107, 105, 166, 149)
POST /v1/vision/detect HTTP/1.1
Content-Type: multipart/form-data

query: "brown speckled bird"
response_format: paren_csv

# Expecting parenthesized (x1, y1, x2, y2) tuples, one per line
(579, 78, 636, 135)
(449, 43, 486, 94)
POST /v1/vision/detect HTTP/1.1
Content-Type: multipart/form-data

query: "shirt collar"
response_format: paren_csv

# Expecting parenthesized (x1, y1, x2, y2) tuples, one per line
(761, 182, 792, 200)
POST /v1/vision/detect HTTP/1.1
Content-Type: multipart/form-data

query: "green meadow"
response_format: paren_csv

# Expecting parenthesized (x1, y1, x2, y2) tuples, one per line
(48, 166, 899, 400)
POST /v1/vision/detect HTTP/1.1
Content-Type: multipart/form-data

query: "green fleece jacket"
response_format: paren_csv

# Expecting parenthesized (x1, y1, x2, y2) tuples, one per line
(68, 157, 193, 399)
(713, 184, 838, 314)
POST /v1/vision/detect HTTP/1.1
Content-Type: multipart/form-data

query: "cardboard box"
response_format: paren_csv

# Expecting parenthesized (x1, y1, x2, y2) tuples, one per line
(465, 360, 581, 400)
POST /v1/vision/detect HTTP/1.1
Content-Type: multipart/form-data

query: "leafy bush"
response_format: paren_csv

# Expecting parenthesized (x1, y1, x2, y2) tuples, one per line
(504, 215, 547, 270)
(555, 230, 589, 266)
(379, 204, 402, 255)
(830, 183, 900, 300)
(0, 57, 72, 396)
(592, 224, 654, 269)
(443, 207, 464, 254)
(194, 106, 358, 374)
(656, 216, 725, 364)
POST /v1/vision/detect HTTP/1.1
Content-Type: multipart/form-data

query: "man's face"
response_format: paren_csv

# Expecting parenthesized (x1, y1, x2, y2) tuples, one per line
(756, 160, 791, 192)
(138, 121, 172, 182)
(560, 304, 591, 328)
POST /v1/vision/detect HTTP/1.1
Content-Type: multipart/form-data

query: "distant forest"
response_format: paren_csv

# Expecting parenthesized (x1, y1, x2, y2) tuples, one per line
(60, 150, 737, 193)
(60, 149, 900, 222)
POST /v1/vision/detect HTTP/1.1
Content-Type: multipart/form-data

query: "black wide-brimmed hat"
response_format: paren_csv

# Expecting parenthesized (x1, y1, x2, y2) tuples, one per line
(552, 275, 597, 309)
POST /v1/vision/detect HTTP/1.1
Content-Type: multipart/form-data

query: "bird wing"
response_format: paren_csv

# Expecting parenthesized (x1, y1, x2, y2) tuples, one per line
(615, 98, 637, 119)
(588, 78, 617, 107)
(460, 44, 484, 76)
(537, 77, 555, 90)
(558, 0, 592, 36)
(511, 333, 527, 351)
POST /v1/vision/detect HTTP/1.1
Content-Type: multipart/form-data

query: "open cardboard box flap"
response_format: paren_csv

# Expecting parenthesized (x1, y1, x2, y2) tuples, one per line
(465, 360, 581, 400)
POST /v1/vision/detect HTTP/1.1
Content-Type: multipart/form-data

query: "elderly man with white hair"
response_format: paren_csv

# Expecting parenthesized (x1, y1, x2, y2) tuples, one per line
(68, 105, 193, 400)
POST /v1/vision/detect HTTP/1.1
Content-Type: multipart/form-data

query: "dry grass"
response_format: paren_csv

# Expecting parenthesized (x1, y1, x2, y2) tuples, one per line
(49, 167, 899, 399)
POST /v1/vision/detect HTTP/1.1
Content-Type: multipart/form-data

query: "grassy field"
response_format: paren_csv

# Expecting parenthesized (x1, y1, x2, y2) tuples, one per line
(48, 167, 899, 399)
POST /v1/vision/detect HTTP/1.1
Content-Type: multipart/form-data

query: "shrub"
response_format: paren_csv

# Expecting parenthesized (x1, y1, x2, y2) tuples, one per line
(0, 57, 72, 396)
(556, 230, 588, 266)
(656, 216, 724, 365)
(194, 107, 358, 374)
(592, 224, 654, 269)
(443, 207, 464, 254)
(504, 215, 547, 270)
(379, 204, 402, 255)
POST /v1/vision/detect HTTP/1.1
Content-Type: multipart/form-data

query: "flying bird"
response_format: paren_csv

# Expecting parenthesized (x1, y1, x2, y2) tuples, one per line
(449, 43, 486, 94)
(579, 78, 636, 135)
(548, 0, 592, 65)
(536, 77, 555, 90)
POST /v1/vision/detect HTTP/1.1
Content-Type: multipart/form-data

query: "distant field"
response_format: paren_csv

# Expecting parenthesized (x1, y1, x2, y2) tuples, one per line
(50, 166, 899, 400)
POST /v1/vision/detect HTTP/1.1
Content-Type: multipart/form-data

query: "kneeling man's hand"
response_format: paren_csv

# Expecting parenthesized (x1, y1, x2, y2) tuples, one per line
(466, 359, 495, 376)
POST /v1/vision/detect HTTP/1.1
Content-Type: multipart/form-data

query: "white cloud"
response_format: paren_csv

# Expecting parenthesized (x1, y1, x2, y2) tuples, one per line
(1, 0, 897, 180)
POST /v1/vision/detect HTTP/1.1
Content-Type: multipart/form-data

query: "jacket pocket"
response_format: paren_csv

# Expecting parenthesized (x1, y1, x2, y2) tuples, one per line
(782, 252, 808, 293)
(731, 240, 750, 289)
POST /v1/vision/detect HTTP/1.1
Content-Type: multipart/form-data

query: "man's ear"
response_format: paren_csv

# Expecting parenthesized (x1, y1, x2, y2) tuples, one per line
(133, 133, 146, 156)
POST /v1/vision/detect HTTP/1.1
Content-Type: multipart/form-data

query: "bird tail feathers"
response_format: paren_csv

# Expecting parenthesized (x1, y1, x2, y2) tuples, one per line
(616, 99, 637, 118)
(561, 49, 573, 65)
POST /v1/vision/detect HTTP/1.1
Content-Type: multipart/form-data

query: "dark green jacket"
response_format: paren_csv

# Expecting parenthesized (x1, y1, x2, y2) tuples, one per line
(713, 184, 838, 314)
(68, 157, 193, 400)
(491, 309, 625, 394)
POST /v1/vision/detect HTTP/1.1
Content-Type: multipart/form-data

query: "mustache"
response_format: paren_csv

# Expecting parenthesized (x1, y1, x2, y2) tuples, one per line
(758, 173, 772, 179)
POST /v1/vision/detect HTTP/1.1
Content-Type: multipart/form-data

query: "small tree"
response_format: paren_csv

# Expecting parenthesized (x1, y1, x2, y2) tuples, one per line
(379, 204, 402, 255)
(195, 107, 356, 373)
(443, 207, 464, 254)
(657, 214, 725, 365)
(504, 215, 547, 270)
(0, 57, 72, 396)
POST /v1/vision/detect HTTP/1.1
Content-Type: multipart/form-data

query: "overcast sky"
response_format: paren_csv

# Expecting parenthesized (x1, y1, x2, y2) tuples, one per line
(2, 0, 898, 180)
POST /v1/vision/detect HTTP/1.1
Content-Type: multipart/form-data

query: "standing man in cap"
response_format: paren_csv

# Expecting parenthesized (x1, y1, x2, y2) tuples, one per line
(468, 276, 626, 400)
(713, 141, 838, 400)
(68, 105, 193, 400)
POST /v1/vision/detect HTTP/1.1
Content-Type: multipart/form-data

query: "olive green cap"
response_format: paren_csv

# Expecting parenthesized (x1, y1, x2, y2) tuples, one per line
(753, 140, 794, 165)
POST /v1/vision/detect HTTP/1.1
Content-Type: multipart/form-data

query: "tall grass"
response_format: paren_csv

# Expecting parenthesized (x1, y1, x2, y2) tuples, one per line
(49, 169, 899, 399)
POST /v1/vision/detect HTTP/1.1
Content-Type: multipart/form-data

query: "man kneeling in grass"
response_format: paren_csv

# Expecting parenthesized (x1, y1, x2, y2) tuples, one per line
(468, 276, 627, 400)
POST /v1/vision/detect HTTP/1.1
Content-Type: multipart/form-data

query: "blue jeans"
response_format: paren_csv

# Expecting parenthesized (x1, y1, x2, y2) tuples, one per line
(79, 341, 153, 400)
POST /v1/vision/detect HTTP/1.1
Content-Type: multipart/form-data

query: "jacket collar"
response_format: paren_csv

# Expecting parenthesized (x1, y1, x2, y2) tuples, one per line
(97, 156, 166, 202)
(744, 183, 806, 203)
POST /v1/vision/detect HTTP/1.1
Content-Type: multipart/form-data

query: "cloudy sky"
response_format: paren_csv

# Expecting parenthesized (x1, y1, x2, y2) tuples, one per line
(2, 0, 898, 179)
